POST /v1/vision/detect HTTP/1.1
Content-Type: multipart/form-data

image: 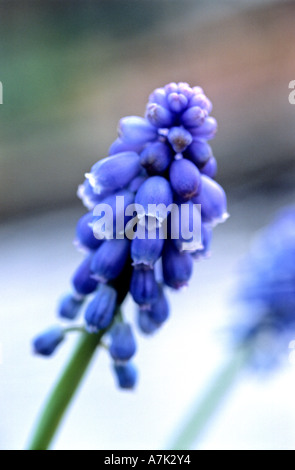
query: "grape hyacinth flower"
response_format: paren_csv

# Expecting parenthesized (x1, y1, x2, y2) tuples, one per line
(172, 207, 295, 450)
(29, 83, 228, 450)
(233, 207, 295, 369)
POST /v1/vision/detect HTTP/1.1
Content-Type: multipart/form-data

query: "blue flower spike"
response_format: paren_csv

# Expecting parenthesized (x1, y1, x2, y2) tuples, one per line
(34, 82, 228, 389)
(234, 207, 295, 370)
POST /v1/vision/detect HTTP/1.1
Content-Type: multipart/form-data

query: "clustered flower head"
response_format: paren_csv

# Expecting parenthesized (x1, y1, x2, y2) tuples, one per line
(33, 82, 228, 389)
(234, 207, 295, 370)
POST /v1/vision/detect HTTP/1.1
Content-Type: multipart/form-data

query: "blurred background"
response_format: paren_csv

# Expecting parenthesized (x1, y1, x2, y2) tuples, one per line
(1, 0, 295, 450)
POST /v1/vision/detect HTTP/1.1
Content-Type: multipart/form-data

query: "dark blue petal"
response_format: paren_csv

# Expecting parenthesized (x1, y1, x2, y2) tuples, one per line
(128, 175, 147, 193)
(137, 310, 160, 335)
(201, 157, 218, 178)
(76, 212, 103, 251)
(135, 176, 173, 222)
(113, 362, 137, 389)
(108, 138, 143, 156)
(58, 293, 84, 320)
(131, 226, 164, 267)
(91, 239, 130, 282)
(72, 256, 98, 296)
(167, 93, 188, 113)
(148, 87, 168, 108)
(145, 103, 174, 128)
(85, 284, 117, 332)
(145, 287, 170, 324)
(33, 327, 65, 357)
(109, 323, 137, 361)
(181, 106, 207, 128)
(118, 116, 158, 145)
(130, 267, 159, 307)
(167, 127, 193, 153)
(192, 175, 229, 227)
(170, 159, 201, 200)
(162, 241, 193, 289)
(185, 140, 213, 166)
(190, 117, 218, 141)
(87, 152, 141, 194)
(77, 180, 107, 210)
(140, 141, 172, 175)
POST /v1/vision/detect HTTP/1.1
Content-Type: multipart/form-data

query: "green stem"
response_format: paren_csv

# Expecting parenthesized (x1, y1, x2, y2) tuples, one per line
(170, 343, 253, 450)
(27, 330, 105, 450)
(64, 326, 86, 334)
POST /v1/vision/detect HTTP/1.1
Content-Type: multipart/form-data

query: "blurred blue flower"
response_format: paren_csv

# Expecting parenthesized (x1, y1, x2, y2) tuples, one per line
(34, 82, 228, 389)
(234, 207, 295, 369)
